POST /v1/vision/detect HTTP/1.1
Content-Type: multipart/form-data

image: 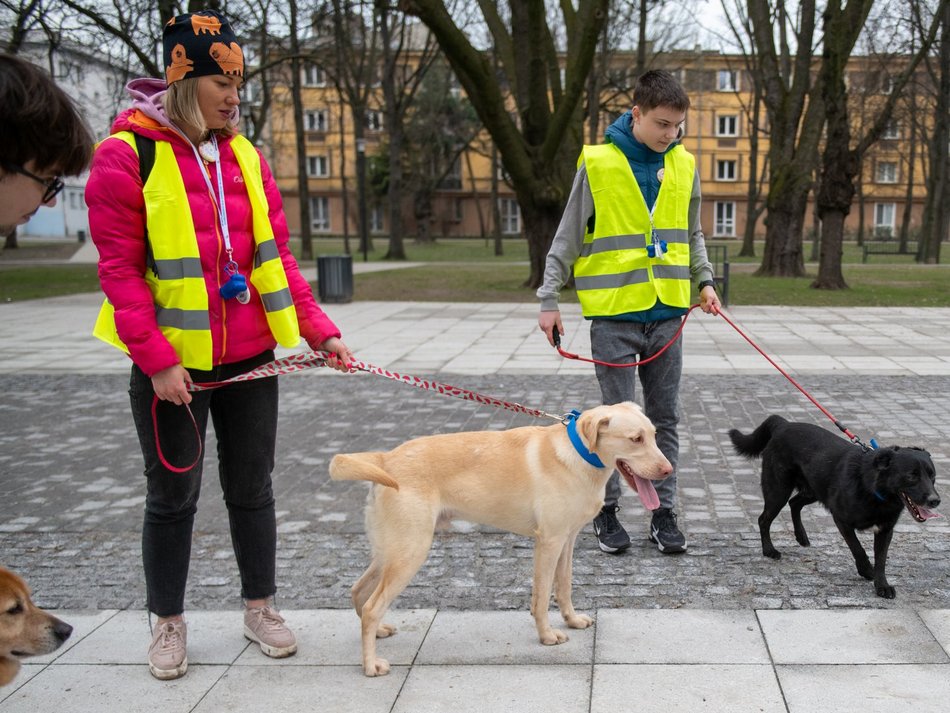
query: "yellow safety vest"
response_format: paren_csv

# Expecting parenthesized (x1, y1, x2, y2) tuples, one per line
(93, 131, 300, 370)
(574, 143, 694, 317)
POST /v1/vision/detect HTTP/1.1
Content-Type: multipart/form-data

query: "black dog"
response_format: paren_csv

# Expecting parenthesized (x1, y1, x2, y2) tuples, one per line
(729, 415, 941, 599)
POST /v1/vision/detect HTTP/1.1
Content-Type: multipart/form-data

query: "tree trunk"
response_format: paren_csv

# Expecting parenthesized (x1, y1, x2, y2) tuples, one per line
(813, 210, 848, 289)
(288, 1, 312, 262)
(921, 1, 950, 264)
(521, 201, 563, 290)
(758, 168, 810, 276)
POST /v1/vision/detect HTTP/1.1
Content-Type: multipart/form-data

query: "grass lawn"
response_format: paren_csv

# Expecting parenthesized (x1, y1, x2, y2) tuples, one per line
(2, 238, 946, 306)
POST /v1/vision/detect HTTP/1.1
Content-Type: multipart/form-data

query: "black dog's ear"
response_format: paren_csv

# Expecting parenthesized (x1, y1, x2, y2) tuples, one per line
(872, 449, 894, 471)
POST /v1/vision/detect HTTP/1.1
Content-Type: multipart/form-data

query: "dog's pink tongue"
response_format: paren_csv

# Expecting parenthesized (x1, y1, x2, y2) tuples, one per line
(919, 507, 942, 520)
(631, 474, 661, 511)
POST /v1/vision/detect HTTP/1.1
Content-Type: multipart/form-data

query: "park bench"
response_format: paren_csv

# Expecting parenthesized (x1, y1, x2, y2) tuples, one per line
(707, 244, 730, 307)
(862, 236, 918, 262)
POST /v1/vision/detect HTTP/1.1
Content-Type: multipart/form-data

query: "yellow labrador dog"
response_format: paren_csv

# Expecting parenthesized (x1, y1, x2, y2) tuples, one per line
(330, 402, 672, 676)
(0, 567, 72, 686)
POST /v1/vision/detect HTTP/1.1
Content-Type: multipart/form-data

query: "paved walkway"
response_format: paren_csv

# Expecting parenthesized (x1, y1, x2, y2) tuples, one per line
(1, 292, 949, 711)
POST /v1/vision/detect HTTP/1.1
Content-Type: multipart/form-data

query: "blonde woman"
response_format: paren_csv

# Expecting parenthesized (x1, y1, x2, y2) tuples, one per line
(86, 10, 353, 680)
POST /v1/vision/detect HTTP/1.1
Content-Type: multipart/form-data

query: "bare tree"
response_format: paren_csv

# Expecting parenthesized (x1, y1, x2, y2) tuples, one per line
(401, 0, 609, 289)
(920, 0, 950, 263)
(744, 0, 825, 277)
(375, 1, 439, 259)
(813, 0, 945, 289)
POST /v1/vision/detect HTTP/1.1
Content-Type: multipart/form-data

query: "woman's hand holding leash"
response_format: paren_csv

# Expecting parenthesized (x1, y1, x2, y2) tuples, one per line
(319, 337, 355, 372)
(152, 364, 193, 405)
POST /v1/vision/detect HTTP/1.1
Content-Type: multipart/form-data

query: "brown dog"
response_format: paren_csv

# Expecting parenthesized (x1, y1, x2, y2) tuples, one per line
(0, 567, 72, 686)
(329, 402, 672, 676)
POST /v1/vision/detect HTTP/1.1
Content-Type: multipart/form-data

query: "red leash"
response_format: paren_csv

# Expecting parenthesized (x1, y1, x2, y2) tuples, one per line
(553, 303, 868, 449)
(714, 309, 868, 448)
(553, 304, 701, 368)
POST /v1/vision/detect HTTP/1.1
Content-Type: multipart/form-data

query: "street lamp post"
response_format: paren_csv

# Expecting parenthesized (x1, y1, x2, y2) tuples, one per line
(355, 137, 369, 263)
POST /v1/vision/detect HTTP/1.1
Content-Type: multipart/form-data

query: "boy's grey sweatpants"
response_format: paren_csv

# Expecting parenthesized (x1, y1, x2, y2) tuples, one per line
(591, 317, 682, 511)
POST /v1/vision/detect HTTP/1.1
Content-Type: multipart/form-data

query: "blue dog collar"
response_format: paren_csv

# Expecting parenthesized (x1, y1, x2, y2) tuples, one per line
(565, 409, 605, 468)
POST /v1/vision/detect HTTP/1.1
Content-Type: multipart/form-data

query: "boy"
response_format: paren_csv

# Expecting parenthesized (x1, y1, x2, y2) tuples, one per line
(538, 70, 721, 554)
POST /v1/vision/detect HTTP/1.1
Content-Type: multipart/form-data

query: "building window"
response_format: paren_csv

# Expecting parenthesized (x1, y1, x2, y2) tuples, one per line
(309, 196, 330, 232)
(883, 120, 900, 139)
(439, 157, 462, 190)
(454, 197, 464, 222)
(717, 69, 737, 92)
(874, 202, 896, 237)
(715, 201, 736, 237)
(305, 110, 328, 132)
(716, 115, 738, 137)
(370, 204, 385, 233)
(716, 159, 737, 181)
(876, 161, 897, 184)
(499, 198, 520, 234)
(302, 63, 326, 87)
(68, 189, 84, 211)
(365, 111, 383, 132)
(307, 156, 329, 178)
(243, 79, 262, 106)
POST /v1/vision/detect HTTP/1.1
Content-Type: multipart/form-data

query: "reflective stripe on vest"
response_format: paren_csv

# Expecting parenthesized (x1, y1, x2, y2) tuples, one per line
(93, 131, 300, 370)
(574, 143, 694, 317)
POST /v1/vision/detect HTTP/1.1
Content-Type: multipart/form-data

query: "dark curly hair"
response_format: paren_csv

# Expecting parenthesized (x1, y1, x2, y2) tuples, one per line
(0, 53, 94, 175)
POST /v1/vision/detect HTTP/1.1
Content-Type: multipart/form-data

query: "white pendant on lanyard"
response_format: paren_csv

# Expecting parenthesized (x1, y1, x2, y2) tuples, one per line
(195, 134, 250, 304)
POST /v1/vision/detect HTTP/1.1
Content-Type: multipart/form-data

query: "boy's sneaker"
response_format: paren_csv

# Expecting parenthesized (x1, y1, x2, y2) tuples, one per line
(649, 507, 687, 553)
(592, 504, 631, 553)
(244, 605, 297, 658)
(148, 619, 188, 680)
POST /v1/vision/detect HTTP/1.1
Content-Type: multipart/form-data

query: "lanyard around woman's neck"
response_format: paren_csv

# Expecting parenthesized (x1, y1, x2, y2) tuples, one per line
(187, 133, 235, 261)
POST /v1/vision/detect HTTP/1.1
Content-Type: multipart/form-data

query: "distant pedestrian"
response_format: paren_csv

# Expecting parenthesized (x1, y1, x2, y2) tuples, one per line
(538, 69, 721, 556)
(0, 53, 93, 236)
(86, 10, 353, 681)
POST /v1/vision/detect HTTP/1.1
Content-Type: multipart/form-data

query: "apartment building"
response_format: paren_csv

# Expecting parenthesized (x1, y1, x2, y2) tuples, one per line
(266, 47, 931, 244)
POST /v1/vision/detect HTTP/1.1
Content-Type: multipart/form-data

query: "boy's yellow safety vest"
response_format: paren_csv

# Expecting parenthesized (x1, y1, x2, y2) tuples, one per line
(574, 142, 694, 317)
(93, 131, 300, 370)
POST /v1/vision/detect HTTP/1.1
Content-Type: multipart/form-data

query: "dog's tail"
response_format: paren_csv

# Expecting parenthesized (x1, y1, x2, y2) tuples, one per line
(329, 453, 400, 490)
(728, 415, 787, 459)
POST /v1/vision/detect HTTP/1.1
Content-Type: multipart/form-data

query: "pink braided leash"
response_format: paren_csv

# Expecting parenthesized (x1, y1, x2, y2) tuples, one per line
(187, 351, 565, 422)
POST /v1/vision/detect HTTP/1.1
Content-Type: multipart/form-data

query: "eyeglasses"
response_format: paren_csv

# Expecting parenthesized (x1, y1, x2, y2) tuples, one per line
(2, 162, 65, 204)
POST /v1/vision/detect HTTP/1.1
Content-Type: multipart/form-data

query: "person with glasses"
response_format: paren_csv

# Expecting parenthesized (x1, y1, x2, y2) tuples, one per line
(538, 70, 721, 556)
(0, 54, 94, 236)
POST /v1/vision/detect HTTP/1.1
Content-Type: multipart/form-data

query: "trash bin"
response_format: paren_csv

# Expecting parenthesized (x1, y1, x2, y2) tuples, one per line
(316, 254, 353, 303)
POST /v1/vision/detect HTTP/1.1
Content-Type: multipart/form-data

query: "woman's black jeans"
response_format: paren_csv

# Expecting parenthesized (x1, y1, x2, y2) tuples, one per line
(129, 351, 279, 617)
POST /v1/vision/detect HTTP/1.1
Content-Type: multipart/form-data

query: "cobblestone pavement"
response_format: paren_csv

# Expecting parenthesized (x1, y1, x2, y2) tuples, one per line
(2, 372, 948, 613)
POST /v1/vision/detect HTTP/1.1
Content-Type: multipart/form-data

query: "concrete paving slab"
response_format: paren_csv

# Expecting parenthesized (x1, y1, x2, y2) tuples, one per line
(19, 610, 118, 664)
(232, 608, 435, 668)
(592, 663, 786, 713)
(415, 610, 594, 665)
(595, 610, 770, 664)
(192, 664, 409, 713)
(0, 663, 227, 713)
(919, 609, 950, 653)
(57, 610, 250, 665)
(777, 664, 950, 713)
(757, 609, 950, 664)
(392, 664, 591, 713)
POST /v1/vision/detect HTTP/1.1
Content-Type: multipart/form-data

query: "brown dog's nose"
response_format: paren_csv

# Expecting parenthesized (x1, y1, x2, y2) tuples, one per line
(52, 619, 73, 643)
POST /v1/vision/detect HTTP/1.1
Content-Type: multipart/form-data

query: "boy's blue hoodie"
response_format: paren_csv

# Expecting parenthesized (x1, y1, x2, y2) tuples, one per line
(604, 110, 676, 211)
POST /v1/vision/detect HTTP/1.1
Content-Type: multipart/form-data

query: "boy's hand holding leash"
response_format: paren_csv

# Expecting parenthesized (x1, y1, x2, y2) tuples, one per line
(699, 284, 721, 315)
(539, 310, 564, 348)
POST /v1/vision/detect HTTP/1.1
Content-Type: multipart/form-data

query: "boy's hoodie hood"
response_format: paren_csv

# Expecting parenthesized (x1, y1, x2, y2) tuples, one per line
(604, 110, 677, 163)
